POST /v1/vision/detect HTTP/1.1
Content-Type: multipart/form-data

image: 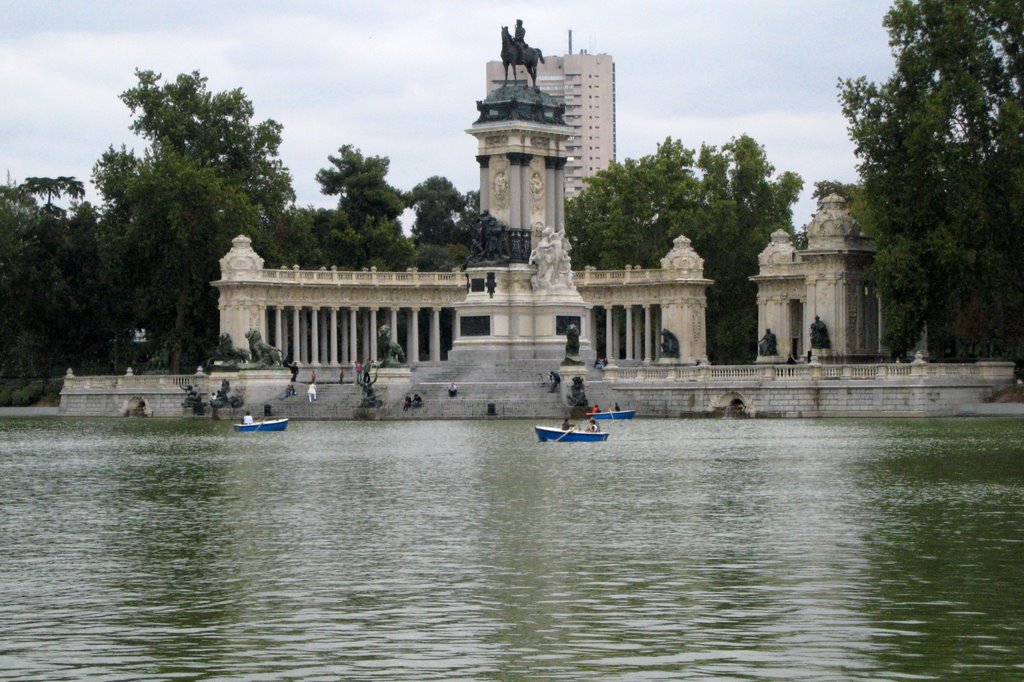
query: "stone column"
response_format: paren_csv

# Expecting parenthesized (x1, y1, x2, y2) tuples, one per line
(477, 155, 490, 213)
(389, 308, 398, 343)
(329, 307, 338, 365)
(410, 308, 420, 364)
(611, 306, 620, 359)
(554, 157, 567, 228)
(319, 309, 328, 364)
(340, 308, 348, 364)
(299, 308, 308, 363)
(349, 308, 359, 365)
(280, 307, 290, 360)
(519, 154, 532, 230)
(274, 306, 284, 351)
(625, 306, 634, 361)
(507, 153, 523, 230)
(545, 157, 557, 229)
(292, 307, 301, 363)
(430, 307, 441, 362)
(361, 309, 371, 364)
(369, 308, 378, 363)
(605, 306, 613, 359)
(310, 306, 320, 366)
(643, 304, 653, 363)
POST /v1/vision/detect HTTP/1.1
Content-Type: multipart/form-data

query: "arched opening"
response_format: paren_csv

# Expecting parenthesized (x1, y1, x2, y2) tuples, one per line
(712, 391, 751, 417)
(123, 396, 149, 417)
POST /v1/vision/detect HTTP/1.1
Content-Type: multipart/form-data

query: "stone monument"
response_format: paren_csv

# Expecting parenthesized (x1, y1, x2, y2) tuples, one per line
(449, 23, 594, 363)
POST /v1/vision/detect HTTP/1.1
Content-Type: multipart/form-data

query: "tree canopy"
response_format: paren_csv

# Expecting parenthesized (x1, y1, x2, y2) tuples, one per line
(840, 0, 1024, 358)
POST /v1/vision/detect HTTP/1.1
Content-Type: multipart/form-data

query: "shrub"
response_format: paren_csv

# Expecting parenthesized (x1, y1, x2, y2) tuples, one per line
(10, 388, 33, 406)
(0, 385, 11, 407)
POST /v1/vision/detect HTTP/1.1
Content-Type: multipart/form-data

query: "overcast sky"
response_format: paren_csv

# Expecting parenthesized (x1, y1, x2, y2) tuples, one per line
(1, 0, 895, 229)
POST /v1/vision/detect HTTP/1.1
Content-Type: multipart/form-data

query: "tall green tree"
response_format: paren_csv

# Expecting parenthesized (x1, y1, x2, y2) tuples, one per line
(566, 135, 801, 363)
(94, 70, 295, 372)
(841, 0, 1024, 358)
(312, 145, 413, 270)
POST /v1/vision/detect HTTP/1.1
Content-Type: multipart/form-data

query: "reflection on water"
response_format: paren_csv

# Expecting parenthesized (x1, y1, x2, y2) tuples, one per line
(0, 417, 1022, 679)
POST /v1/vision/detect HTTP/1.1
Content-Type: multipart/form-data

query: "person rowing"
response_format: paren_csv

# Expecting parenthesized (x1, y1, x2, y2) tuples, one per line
(561, 417, 574, 432)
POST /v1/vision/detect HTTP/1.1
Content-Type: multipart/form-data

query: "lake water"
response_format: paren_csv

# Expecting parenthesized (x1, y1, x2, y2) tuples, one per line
(1, 417, 1022, 680)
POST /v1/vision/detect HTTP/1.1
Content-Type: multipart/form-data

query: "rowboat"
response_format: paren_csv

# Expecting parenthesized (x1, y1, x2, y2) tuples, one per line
(233, 418, 289, 432)
(535, 426, 609, 442)
(591, 409, 636, 420)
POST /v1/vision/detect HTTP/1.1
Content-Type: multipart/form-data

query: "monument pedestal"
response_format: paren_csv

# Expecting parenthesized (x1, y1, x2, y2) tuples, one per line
(449, 265, 594, 363)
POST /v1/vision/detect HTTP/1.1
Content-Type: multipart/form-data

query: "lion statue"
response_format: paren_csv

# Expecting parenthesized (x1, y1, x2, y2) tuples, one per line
(246, 329, 283, 368)
(207, 333, 250, 369)
(376, 324, 406, 368)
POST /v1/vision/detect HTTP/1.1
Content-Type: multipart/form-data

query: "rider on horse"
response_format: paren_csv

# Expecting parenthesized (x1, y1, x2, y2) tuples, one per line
(513, 19, 528, 62)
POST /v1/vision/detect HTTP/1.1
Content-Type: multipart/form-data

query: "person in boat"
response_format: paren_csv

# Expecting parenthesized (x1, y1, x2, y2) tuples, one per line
(613, 402, 620, 412)
(591, 404, 600, 414)
(587, 417, 600, 433)
(242, 411, 254, 426)
(448, 381, 458, 397)
(561, 417, 574, 431)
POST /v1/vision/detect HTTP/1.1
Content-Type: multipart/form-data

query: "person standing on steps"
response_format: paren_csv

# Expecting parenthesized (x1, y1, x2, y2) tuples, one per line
(307, 382, 317, 403)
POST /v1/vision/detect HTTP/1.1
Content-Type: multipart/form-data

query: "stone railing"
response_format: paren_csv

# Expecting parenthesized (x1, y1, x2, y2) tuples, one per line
(256, 268, 463, 286)
(62, 373, 198, 390)
(603, 361, 1013, 383)
(574, 268, 692, 286)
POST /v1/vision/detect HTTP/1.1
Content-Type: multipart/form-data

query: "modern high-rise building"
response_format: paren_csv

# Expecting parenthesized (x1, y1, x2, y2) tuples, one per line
(486, 40, 615, 200)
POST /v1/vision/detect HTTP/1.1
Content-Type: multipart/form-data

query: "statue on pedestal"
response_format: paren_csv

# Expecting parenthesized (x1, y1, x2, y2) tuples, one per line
(810, 316, 831, 349)
(357, 365, 384, 408)
(500, 20, 545, 86)
(758, 329, 778, 357)
(529, 226, 573, 290)
(246, 329, 283, 367)
(377, 324, 406, 367)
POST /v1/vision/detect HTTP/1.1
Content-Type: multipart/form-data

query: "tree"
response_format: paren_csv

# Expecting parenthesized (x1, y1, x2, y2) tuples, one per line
(94, 70, 294, 372)
(313, 145, 414, 270)
(406, 176, 476, 249)
(566, 135, 801, 363)
(840, 0, 1024, 358)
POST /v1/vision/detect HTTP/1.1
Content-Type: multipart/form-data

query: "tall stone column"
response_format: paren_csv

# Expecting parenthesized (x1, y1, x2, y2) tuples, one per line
(643, 304, 653, 363)
(340, 308, 348, 364)
(361, 309, 371, 364)
(292, 307, 301, 363)
(602, 305, 610, 358)
(310, 306, 320, 366)
(389, 308, 398, 343)
(410, 308, 420, 364)
(477, 156, 490, 213)
(554, 157, 567, 228)
(349, 308, 359, 365)
(430, 307, 441, 362)
(280, 308, 290, 360)
(369, 308, 378, 363)
(274, 306, 284, 351)
(612, 306, 620, 359)
(300, 309, 308, 363)
(508, 153, 524, 229)
(329, 307, 338, 365)
(625, 306, 634, 361)
(545, 157, 557, 228)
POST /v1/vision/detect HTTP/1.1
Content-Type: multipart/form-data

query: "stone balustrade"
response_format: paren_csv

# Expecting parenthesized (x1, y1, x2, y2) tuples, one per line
(603, 361, 1012, 383)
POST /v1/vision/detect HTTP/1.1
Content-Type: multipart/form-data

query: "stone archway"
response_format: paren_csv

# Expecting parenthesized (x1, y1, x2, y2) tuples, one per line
(711, 391, 753, 417)
(122, 396, 150, 417)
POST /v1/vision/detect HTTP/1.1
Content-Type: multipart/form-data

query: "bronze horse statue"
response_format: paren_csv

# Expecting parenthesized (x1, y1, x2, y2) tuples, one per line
(501, 26, 545, 87)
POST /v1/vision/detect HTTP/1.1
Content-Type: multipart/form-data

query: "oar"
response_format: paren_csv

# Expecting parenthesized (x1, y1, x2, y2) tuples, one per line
(554, 426, 573, 442)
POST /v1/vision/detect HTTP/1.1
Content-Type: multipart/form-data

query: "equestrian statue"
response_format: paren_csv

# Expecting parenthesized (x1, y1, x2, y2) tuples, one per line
(501, 19, 545, 87)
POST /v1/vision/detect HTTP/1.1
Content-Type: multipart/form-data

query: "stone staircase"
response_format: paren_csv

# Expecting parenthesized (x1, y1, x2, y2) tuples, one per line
(254, 360, 625, 420)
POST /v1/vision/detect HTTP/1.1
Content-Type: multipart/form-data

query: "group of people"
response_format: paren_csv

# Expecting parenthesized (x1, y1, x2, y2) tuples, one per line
(561, 416, 601, 433)
(403, 394, 424, 410)
(593, 357, 610, 369)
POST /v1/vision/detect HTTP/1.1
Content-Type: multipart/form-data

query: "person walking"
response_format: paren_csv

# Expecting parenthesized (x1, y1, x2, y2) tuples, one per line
(307, 382, 317, 403)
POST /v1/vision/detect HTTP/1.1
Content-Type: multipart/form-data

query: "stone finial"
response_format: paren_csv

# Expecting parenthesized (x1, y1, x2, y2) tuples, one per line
(292, 264, 300, 271)
(757, 229, 798, 271)
(195, 366, 206, 375)
(806, 193, 862, 247)
(218, 235, 265, 279)
(125, 367, 134, 376)
(65, 368, 74, 378)
(912, 350, 927, 364)
(660, 234, 705, 276)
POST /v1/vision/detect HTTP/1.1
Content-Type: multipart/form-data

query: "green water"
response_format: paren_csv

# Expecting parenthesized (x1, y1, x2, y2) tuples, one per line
(1, 417, 1022, 680)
